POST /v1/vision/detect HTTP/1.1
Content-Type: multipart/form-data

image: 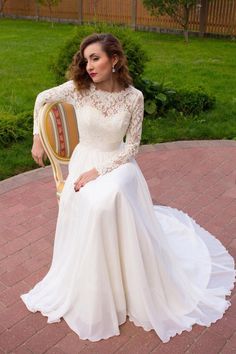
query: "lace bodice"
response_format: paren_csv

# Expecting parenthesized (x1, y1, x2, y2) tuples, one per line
(33, 80, 144, 175)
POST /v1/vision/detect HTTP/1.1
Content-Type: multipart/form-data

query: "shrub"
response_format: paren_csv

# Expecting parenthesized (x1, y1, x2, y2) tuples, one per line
(136, 77, 216, 119)
(50, 23, 149, 86)
(0, 111, 32, 147)
(172, 87, 216, 116)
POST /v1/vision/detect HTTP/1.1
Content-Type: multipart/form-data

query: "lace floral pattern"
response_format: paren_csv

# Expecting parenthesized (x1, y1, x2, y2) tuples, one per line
(94, 91, 144, 175)
(80, 83, 135, 117)
(33, 80, 144, 176)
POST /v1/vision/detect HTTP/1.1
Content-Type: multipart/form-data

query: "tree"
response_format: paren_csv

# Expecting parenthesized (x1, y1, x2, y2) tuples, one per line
(0, 0, 9, 17)
(142, 0, 201, 42)
(36, 0, 61, 27)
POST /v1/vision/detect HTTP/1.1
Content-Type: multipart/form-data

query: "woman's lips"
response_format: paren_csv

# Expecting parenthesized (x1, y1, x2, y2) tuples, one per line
(90, 73, 97, 77)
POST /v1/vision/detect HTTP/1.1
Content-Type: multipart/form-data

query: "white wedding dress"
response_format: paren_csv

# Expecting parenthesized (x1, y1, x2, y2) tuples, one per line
(20, 80, 236, 343)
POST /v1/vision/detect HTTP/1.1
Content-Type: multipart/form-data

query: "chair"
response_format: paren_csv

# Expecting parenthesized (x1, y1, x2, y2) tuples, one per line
(38, 102, 79, 203)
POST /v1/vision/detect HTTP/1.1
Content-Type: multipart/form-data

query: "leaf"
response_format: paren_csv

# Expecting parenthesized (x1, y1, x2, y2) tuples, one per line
(156, 93, 167, 102)
(165, 90, 176, 95)
(152, 81, 162, 90)
(144, 100, 157, 115)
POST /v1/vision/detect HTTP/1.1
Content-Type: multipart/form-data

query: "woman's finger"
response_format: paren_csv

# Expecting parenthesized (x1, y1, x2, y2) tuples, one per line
(74, 177, 90, 191)
(74, 173, 86, 185)
(38, 155, 45, 167)
(76, 180, 86, 189)
(31, 151, 43, 166)
(74, 170, 96, 192)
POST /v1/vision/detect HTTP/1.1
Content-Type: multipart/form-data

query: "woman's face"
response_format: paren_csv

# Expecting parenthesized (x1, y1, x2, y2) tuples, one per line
(83, 42, 117, 83)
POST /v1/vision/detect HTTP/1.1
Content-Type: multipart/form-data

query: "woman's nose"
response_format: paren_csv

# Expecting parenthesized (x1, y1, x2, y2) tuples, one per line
(87, 61, 94, 72)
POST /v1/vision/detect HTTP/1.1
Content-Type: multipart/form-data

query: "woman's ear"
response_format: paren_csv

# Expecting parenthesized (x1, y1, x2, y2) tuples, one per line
(112, 54, 119, 66)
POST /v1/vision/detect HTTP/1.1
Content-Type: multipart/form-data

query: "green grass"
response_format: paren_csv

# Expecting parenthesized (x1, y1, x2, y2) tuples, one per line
(0, 19, 236, 180)
(136, 31, 236, 142)
(0, 19, 75, 114)
(0, 135, 36, 179)
(137, 31, 236, 103)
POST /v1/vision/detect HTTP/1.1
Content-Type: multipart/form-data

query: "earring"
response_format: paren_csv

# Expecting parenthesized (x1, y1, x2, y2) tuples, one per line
(112, 65, 116, 73)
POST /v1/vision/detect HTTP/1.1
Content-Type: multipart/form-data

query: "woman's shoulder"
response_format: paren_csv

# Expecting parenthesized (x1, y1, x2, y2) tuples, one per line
(56, 80, 75, 89)
(128, 85, 144, 99)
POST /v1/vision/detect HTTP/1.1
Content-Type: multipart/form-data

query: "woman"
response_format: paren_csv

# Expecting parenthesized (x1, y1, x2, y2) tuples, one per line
(20, 33, 235, 343)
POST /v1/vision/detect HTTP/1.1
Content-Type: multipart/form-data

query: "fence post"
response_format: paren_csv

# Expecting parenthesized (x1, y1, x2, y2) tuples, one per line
(199, 0, 209, 37)
(131, 0, 137, 30)
(78, 0, 83, 24)
(0, 0, 6, 17)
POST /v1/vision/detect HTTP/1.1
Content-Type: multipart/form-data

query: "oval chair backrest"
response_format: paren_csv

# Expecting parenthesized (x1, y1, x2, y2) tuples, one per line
(42, 101, 79, 161)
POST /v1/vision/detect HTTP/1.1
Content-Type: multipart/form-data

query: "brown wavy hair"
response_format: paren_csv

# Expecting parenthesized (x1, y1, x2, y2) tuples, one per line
(67, 33, 133, 91)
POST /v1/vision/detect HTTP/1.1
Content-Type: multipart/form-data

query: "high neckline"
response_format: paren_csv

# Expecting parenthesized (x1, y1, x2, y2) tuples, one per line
(90, 82, 130, 95)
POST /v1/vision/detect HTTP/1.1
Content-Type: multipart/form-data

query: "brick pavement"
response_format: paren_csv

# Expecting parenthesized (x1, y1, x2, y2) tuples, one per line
(0, 140, 235, 354)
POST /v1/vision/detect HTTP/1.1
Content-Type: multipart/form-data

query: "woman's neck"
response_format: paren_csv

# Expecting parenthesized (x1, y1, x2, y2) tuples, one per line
(93, 79, 123, 93)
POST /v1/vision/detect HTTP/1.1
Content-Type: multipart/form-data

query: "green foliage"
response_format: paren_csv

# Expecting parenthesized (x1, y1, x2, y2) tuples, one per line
(142, 0, 200, 41)
(171, 87, 216, 116)
(36, 0, 61, 7)
(0, 110, 32, 147)
(136, 77, 215, 118)
(142, 0, 198, 17)
(50, 23, 149, 85)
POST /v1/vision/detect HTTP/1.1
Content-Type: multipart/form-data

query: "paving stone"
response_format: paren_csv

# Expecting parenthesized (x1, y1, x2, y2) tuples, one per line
(0, 263, 32, 287)
(24, 324, 69, 354)
(114, 331, 160, 354)
(55, 333, 88, 353)
(24, 265, 50, 287)
(220, 332, 236, 354)
(0, 300, 29, 329)
(0, 280, 29, 307)
(0, 329, 23, 352)
(12, 345, 34, 354)
(186, 331, 227, 354)
(45, 347, 66, 354)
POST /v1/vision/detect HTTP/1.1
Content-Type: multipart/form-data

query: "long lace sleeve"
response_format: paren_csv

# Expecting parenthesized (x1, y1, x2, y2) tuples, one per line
(33, 80, 76, 135)
(94, 91, 144, 175)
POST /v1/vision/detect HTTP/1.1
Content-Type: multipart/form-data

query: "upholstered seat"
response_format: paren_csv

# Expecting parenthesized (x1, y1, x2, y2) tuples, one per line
(38, 102, 79, 202)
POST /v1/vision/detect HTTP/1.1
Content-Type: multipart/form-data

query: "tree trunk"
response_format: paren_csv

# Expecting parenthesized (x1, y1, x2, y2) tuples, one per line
(183, 5, 190, 43)
(131, 0, 137, 30)
(184, 29, 189, 42)
(49, 4, 53, 27)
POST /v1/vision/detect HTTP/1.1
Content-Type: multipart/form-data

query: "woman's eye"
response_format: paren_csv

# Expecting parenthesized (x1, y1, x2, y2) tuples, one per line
(93, 57, 99, 61)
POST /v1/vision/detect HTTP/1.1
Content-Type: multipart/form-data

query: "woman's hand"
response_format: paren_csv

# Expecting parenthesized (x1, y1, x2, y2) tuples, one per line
(74, 168, 99, 192)
(31, 134, 48, 167)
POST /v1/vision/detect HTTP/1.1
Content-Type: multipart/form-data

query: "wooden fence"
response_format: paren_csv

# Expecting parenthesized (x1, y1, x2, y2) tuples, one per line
(2, 0, 236, 36)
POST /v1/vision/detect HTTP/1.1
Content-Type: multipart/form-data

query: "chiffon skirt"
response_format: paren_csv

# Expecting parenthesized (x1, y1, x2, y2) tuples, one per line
(20, 142, 236, 343)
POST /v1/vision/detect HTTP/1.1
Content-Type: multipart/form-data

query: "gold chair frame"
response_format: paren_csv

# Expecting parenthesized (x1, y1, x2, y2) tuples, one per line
(38, 102, 79, 203)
